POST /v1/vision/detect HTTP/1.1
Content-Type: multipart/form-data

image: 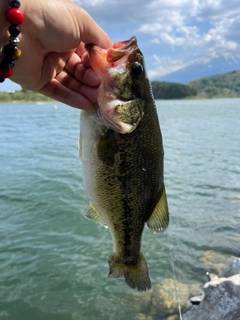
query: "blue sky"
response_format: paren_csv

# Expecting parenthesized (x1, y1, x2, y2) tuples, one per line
(2, 0, 240, 92)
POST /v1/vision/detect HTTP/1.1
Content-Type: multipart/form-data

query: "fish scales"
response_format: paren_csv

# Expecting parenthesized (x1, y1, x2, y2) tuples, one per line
(80, 36, 169, 291)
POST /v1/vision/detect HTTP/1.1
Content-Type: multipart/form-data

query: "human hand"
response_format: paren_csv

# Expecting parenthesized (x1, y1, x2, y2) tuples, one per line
(2, 0, 111, 109)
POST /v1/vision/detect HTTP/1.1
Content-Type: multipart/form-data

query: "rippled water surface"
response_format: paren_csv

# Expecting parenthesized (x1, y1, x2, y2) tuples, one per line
(0, 99, 239, 319)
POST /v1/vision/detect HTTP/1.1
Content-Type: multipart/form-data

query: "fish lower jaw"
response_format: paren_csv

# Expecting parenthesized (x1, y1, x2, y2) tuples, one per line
(118, 122, 136, 134)
(97, 101, 137, 134)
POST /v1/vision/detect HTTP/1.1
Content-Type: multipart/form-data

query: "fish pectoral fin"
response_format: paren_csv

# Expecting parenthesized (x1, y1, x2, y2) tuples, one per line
(78, 134, 82, 162)
(84, 202, 108, 228)
(146, 185, 169, 234)
(97, 129, 120, 167)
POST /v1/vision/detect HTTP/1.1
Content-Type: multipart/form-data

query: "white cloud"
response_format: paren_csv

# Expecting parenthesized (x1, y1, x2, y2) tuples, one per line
(138, 23, 166, 35)
(148, 55, 190, 79)
(72, 0, 194, 24)
(136, 0, 240, 76)
(73, 0, 106, 6)
(152, 38, 160, 44)
(71, 0, 240, 79)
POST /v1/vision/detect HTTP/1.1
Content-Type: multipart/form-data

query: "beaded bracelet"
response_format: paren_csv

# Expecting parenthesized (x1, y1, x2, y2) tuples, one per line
(0, 0, 24, 83)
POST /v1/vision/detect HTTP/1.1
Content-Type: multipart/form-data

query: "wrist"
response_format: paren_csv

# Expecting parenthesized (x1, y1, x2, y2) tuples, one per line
(0, 2, 9, 47)
(0, 0, 24, 82)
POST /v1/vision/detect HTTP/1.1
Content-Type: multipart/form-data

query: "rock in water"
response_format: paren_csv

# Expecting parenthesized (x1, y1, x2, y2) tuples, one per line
(184, 258, 240, 320)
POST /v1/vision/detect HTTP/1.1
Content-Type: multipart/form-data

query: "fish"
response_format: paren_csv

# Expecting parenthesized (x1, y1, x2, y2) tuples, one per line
(79, 36, 169, 291)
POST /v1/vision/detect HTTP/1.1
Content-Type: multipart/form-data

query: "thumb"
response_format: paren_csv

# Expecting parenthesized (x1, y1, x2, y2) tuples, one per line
(69, 3, 111, 49)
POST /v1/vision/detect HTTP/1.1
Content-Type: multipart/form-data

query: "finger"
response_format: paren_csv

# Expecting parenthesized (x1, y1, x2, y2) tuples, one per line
(54, 67, 99, 107)
(63, 53, 100, 86)
(74, 65, 100, 86)
(74, 49, 91, 68)
(69, 3, 112, 49)
(39, 79, 96, 109)
(55, 68, 99, 93)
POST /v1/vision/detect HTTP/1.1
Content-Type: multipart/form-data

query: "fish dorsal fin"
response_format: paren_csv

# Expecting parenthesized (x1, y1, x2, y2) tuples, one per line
(85, 202, 108, 228)
(78, 134, 82, 162)
(97, 129, 120, 167)
(146, 185, 169, 234)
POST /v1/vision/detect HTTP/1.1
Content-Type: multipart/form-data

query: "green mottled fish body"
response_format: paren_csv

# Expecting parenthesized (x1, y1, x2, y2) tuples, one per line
(80, 37, 169, 291)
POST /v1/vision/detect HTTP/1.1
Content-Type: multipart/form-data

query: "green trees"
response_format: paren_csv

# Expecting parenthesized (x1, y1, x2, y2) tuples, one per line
(0, 89, 52, 102)
(151, 81, 198, 99)
(188, 70, 240, 98)
(1, 70, 240, 101)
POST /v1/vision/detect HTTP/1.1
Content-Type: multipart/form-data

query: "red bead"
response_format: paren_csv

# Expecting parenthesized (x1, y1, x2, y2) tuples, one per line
(5, 8, 24, 25)
(0, 67, 13, 79)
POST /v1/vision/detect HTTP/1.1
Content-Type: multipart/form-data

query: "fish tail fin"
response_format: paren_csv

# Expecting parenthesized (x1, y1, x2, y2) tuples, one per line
(108, 253, 151, 291)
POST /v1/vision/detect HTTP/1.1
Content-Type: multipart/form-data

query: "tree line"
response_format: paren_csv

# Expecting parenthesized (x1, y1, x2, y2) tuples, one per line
(0, 84, 197, 102)
(1, 70, 240, 101)
(151, 81, 198, 99)
(188, 70, 240, 98)
(0, 89, 52, 102)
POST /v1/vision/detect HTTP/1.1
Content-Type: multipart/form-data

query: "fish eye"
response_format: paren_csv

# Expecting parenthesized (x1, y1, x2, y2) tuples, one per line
(132, 63, 143, 76)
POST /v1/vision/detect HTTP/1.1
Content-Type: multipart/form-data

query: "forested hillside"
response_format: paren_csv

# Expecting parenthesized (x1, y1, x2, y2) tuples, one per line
(1, 70, 240, 101)
(0, 89, 52, 102)
(0, 83, 198, 102)
(151, 81, 197, 99)
(188, 70, 240, 98)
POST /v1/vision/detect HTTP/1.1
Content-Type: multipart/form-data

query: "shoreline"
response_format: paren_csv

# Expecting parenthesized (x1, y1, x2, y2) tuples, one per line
(1, 96, 240, 104)
(0, 100, 54, 104)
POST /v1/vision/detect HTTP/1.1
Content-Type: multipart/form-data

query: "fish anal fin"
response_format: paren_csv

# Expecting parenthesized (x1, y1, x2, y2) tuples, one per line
(147, 185, 169, 234)
(84, 202, 108, 228)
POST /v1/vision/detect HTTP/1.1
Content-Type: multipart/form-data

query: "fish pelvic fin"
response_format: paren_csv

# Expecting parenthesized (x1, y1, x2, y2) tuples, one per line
(108, 253, 151, 292)
(97, 129, 120, 167)
(84, 202, 108, 228)
(147, 185, 169, 234)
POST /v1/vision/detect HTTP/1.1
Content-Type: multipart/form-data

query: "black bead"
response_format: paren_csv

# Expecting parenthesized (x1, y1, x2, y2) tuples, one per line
(2, 59, 15, 69)
(0, 77, 5, 83)
(9, 25, 20, 38)
(3, 43, 17, 59)
(9, 0, 21, 8)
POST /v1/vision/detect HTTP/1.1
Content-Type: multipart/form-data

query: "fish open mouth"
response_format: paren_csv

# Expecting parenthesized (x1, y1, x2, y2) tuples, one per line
(85, 37, 138, 63)
(107, 37, 138, 62)
(85, 36, 143, 134)
(112, 36, 137, 49)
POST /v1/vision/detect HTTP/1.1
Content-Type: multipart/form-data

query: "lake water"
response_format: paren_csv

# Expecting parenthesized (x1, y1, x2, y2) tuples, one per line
(0, 99, 240, 320)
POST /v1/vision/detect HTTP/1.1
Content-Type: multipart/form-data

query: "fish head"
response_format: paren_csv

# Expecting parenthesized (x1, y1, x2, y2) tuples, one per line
(85, 37, 147, 134)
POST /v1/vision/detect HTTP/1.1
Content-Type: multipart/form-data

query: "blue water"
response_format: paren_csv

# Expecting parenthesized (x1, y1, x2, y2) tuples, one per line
(0, 99, 240, 319)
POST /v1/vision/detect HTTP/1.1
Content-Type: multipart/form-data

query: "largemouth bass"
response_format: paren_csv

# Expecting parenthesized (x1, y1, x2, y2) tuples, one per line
(79, 37, 169, 291)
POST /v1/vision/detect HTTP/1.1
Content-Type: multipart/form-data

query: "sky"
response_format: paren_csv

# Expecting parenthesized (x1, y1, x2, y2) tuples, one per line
(1, 0, 240, 92)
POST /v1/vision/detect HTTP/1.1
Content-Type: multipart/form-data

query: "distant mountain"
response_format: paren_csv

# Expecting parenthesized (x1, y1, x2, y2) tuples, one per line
(187, 70, 240, 98)
(158, 57, 240, 84)
(150, 70, 240, 99)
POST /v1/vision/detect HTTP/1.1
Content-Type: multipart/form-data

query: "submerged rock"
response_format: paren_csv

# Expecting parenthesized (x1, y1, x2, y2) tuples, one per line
(131, 278, 202, 320)
(184, 258, 240, 320)
(134, 313, 154, 320)
(149, 279, 201, 315)
(199, 250, 235, 274)
(166, 315, 179, 320)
